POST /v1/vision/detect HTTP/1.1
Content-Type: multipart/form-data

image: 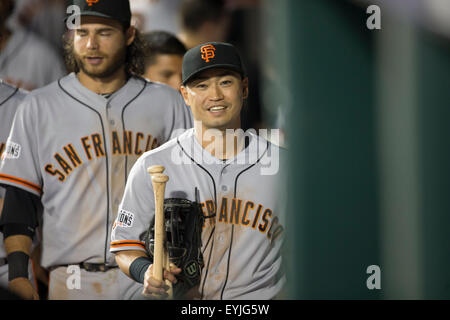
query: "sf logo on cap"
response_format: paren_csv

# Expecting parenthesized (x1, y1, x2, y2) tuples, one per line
(86, 0, 99, 6)
(201, 44, 216, 63)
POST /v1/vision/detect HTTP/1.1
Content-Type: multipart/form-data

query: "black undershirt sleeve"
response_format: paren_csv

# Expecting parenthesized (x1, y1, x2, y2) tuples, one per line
(0, 185, 41, 238)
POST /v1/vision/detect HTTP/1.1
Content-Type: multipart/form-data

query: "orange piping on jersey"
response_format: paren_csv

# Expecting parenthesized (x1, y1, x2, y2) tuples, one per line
(110, 241, 145, 249)
(0, 174, 42, 193)
(110, 243, 145, 248)
(111, 240, 145, 245)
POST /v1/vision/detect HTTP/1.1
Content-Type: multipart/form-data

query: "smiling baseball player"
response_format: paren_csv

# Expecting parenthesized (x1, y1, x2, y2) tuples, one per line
(0, 0, 192, 300)
(112, 42, 286, 300)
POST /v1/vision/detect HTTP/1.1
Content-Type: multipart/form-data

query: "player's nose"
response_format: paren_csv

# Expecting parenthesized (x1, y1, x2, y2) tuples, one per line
(86, 35, 99, 50)
(208, 82, 224, 100)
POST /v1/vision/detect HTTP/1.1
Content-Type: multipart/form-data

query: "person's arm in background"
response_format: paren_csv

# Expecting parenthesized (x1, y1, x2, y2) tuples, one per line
(0, 186, 40, 300)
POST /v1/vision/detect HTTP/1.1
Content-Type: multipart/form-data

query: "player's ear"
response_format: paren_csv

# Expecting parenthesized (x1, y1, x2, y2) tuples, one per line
(180, 86, 190, 106)
(125, 26, 136, 46)
(242, 77, 249, 100)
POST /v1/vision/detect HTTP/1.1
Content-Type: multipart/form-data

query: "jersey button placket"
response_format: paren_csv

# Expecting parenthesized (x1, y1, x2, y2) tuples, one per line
(101, 100, 116, 265)
(220, 164, 230, 176)
(105, 102, 116, 127)
(219, 164, 231, 194)
(215, 168, 233, 256)
(104, 101, 120, 255)
(215, 170, 228, 248)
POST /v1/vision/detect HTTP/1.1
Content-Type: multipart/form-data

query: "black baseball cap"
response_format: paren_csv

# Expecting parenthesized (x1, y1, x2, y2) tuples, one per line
(66, 0, 131, 27)
(182, 42, 246, 86)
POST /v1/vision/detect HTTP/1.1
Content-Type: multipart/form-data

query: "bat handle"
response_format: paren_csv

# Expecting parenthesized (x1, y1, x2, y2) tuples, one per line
(147, 165, 165, 281)
(150, 173, 169, 283)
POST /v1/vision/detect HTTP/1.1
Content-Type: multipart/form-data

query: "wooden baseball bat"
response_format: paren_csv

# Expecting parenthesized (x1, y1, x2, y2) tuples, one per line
(148, 165, 165, 175)
(147, 165, 173, 298)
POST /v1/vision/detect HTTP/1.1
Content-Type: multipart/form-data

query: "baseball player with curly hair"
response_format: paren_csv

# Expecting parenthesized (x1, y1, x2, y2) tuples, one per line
(0, 0, 192, 300)
(111, 42, 286, 300)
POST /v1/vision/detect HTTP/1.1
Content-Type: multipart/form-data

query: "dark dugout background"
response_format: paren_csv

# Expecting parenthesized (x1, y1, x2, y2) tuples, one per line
(261, 0, 450, 299)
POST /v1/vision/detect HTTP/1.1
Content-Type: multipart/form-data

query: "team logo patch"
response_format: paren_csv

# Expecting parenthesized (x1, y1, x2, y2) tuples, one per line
(116, 209, 135, 228)
(86, 0, 99, 6)
(201, 44, 216, 63)
(2, 141, 21, 160)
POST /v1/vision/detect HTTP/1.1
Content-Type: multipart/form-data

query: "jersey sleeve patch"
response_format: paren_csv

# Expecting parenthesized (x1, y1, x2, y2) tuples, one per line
(1, 141, 21, 160)
(115, 209, 135, 228)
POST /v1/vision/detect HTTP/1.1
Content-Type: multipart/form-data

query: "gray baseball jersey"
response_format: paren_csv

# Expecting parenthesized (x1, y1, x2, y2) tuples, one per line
(0, 81, 28, 287)
(0, 81, 27, 260)
(0, 28, 65, 90)
(111, 128, 286, 300)
(0, 73, 192, 271)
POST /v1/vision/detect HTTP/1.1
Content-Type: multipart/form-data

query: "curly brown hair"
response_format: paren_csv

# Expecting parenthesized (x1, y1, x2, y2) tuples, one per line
(63, 26, 148, 77)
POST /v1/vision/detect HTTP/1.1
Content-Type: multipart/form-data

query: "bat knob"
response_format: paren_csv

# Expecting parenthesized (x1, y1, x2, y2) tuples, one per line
(151, 173, 169, 184)
(148, 165, 165, 175)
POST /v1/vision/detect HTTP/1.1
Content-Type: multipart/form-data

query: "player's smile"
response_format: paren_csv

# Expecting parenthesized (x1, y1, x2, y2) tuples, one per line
(207, 104, 229, 114)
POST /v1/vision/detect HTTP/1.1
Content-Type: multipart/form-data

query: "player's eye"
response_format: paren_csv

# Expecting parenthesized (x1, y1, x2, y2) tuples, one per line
(195, 83, 208, 89)
(76, 30, 88, 37)
(220, 79, 233, 86)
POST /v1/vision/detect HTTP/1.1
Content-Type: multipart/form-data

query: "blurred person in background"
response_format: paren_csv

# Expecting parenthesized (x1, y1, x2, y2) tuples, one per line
(9, 0, 66, 54)
(0, 0, 65, 90)
(142, 30, 186, 91)
(177, 0, 232, 50)
(130, 0, 182, 34)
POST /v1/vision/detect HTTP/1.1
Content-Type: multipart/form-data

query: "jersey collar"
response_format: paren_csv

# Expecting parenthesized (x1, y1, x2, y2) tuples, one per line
(177, 128, 269, 167)
(59, 73, 146, 111)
